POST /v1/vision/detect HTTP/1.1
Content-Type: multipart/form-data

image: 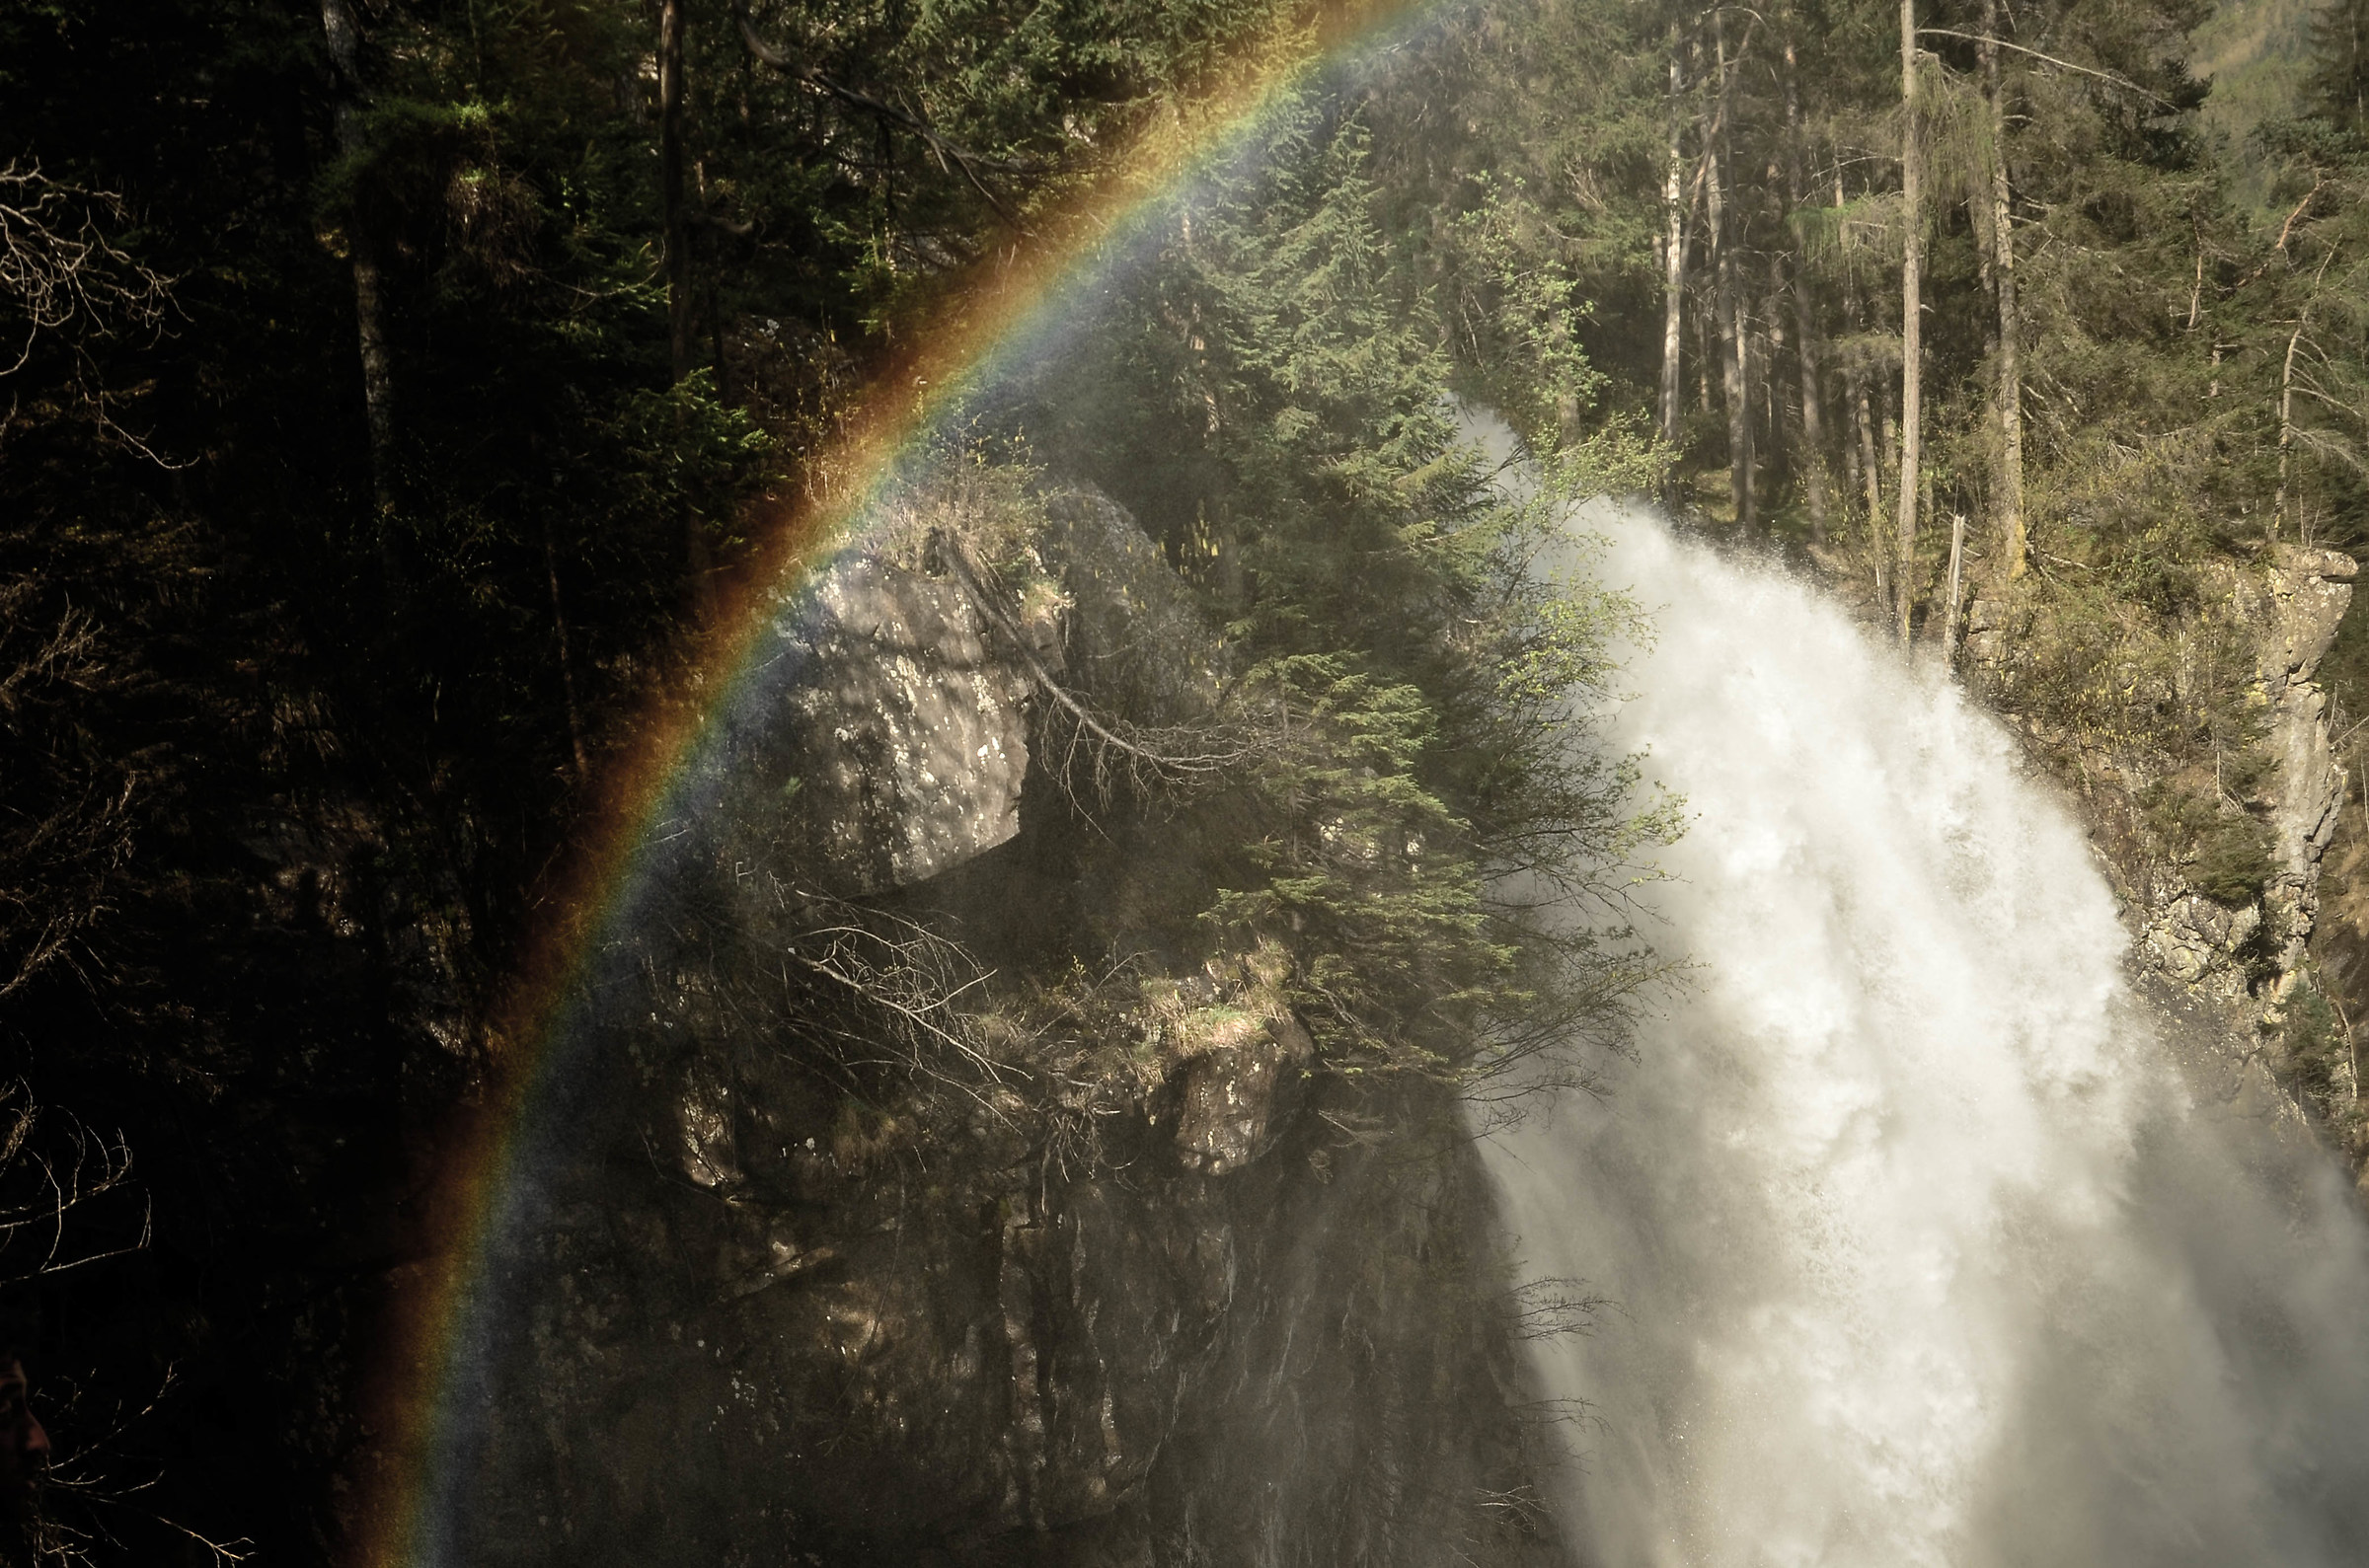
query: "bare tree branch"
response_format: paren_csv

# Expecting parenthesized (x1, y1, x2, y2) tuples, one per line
(0, 162, 183, 467)
(1915, 29, 2175, 107)
(932, 529, 1261, 802)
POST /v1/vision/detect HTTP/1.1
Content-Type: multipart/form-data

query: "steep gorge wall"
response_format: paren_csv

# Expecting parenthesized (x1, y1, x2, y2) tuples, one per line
(1963, 545, 2368, 1157)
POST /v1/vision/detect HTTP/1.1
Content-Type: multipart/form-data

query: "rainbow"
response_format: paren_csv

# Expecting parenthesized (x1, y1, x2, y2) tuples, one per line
(349, 0, 1457, 1560)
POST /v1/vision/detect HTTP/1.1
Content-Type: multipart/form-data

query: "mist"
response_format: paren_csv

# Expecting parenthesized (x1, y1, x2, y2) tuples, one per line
(1488, 503, 2369, 1568)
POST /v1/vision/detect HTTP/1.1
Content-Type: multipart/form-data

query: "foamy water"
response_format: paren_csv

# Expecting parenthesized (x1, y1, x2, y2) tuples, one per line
(1489, 504, 2369, 1567)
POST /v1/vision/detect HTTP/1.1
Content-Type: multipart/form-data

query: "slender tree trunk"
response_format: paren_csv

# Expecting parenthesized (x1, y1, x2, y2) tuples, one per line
(1784, 36, 1831, 544)
(1712, 17, 1755, 530)
(2279, 317, 2306, 537)
(1696, 282, 1715, 415)
(1980, 0, 2026, 580)
(658, 0, 716, 609)
(1881, 366, 1899, 475)
(1941, 512, 1967, 668)
(319, 0, 396, 522)
(2276, 247, 2334, 537)
(1859, 371, 1885, 522)
(1837, 163, 1884, 544)
(1660, 30, 1689, 449)
(1843, 381, 1866, 513)
(544, 518, 589, 780)
(1894, 0, 1924, 643)
(660, 0, 693, 382)
(1764, 251, 1791, 504)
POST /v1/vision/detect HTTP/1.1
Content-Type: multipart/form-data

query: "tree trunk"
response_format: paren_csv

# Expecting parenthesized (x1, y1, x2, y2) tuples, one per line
(660, 0, 693, 383)
(1837, 163, 1884, 544)
(319, 0, 396, 522)
(2279, 315, 2306, 537)
(658, 0, 715, 609)
(544, 517, 589, 780)
(1894, 0, 1923, 643)
(1712, 16, 1756, 530)
(1980, 0, 2026, 580)
(1880, 364, 1899, 477)
(1784, 34, 1830, 544)
(1660, 30, 1688, 450)
(1764, 250, 1791, 506)
(1696, 279, 1715, 415)
(1843, 379, 1866, 513)
(1854, 361, 1883, 528)
(2276, 247, 2334, 539)
(1941, 512, 1966, 669)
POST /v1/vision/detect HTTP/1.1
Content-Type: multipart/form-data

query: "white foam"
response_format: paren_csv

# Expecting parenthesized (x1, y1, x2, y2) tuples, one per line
(1490, 502, 2369, 1568)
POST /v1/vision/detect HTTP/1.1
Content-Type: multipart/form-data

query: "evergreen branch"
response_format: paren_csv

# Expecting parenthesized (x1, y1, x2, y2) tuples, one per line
(729, 1, 1036, 231)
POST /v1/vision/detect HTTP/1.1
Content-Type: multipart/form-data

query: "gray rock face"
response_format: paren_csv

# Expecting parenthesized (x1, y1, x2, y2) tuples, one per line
(1140, 946, 1317, 1177)
(2154, 546, 2361, 999)
(2251, 547, 2358, 977)
(2144, 894, 2263, 986)
(1172, 1024, 1307, 1176)
(1038, 488, 1225, 720)
(1964, 543, 2359, 1125)
(768, 555, 1045, 894)
(2247, 545, 2357, 689)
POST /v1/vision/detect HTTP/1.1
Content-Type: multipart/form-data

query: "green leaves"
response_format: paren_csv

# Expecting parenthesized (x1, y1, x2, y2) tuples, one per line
(1000, 96, 1673, 1083)
(605, 368, 776, 538)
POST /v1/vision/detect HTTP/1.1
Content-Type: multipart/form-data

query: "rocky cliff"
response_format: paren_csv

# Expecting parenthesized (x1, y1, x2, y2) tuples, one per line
(440, 487, 1565, 1565)
(1965, 544, 2368, 1156)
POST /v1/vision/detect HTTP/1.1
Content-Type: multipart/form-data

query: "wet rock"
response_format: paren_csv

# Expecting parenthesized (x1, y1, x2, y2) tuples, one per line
(673, 1057, 741, 1189)
(447, 485, 1560, 1568)
(1038, 488, 1226, 721)
(1173, 1011, 1314, 1175)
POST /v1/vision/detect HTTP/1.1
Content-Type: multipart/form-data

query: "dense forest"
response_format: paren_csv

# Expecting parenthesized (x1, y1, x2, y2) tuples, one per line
(6, 0, 2369, 1560)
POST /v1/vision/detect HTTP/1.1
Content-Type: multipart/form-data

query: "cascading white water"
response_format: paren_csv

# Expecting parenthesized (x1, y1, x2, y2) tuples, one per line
(1491, 503, 2369, 1568)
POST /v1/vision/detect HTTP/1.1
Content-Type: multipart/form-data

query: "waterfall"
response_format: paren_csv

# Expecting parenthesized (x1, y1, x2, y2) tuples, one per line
(1490, 503, 2369, 1568)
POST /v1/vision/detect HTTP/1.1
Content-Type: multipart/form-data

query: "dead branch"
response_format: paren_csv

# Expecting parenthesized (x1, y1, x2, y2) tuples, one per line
(0, 164, 172, 376)
(931, 528, 1261, 802)
(0, 163, 184, 465)
(1508, 1275, 1612, 1341)
(32, 1365, 252, 1566)
(0, 594, 136, 1002)
(1914, 30, 2175, 108)
(745, 887, 1032, 1121)
(0, 1085, 147, 1280)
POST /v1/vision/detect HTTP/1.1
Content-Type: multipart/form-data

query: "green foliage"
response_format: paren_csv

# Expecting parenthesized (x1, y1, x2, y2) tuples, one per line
(2307, 0, 2369, 131)
(1206, 657, 1504, 1071)
(603, 368, 776, 549)
(2196, 813, 2278, 904)
(2280, 975, 2352, 1106)
(1004, 97, 1670, 1080)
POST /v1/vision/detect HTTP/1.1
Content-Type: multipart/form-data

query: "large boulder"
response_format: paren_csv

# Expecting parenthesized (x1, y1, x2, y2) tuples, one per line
(761, 553, 1054, 895)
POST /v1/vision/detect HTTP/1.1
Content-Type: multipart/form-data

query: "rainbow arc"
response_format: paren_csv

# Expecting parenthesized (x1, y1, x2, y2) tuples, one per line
(352, 4, 1449, 1559)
